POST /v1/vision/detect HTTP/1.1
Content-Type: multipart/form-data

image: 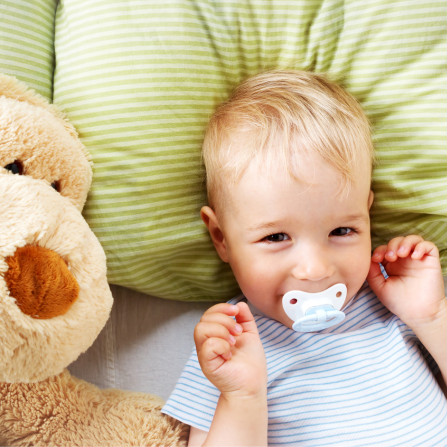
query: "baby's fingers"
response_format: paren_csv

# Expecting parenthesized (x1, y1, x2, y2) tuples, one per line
(367, 260, 386, 296)
(203, 302, 239, 318)
(194, 322, 236, 351)
(373, 235, 426, 262)
(201, 312, 243, 337)
(410, 240, 439, 260)
(371, 244, 388, 263)
(201, 337, 232, 366)
(235, 302, 259, 335)
(383, 235, 423, 262)
(393, 235, 425, 259)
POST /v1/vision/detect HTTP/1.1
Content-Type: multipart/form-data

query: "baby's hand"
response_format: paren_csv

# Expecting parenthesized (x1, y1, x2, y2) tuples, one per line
(194, 302, 267, 399)
(367, 235, 446, 329)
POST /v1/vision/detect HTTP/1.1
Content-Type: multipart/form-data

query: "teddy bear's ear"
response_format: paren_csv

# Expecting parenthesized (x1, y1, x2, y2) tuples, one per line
(0, 74, 93, 210)
(0, 74, 57, 113)
(0, 74, 92, 167)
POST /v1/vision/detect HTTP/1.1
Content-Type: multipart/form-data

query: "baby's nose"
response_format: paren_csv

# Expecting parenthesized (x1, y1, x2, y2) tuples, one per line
(291, 250, 335, 282)
(4, 245, 79, 319)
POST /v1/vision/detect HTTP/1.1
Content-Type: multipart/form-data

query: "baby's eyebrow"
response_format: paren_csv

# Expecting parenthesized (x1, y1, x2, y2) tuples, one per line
(247, 213, 369, 233)
(344, 213, 369, 224)
(247, 221, 281, 233)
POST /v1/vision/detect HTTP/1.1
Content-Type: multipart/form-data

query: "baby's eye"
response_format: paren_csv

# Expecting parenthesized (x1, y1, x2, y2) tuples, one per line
(330, 227, 355, 237)
(264, 233, 290, 242)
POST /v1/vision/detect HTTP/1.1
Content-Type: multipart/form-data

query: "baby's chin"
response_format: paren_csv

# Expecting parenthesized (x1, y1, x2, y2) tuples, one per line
(279, 316, 295, 330)
(343, 284, 366, 308)
(272, 306, 295, 328)
(245, 299, 289, 327)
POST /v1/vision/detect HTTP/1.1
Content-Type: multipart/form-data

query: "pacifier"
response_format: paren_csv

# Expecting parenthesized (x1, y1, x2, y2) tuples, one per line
(282, 284, 347, 332)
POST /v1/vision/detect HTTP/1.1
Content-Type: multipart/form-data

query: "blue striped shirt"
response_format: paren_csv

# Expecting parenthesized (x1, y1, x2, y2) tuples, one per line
(162, 283, 447, 445)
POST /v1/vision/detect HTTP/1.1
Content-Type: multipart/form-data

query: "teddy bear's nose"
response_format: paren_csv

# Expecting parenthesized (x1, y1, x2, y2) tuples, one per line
(4, 245, 79, 319)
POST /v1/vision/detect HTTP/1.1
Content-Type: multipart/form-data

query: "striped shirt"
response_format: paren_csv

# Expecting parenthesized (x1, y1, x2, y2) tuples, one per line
(162, 282, 447, 445)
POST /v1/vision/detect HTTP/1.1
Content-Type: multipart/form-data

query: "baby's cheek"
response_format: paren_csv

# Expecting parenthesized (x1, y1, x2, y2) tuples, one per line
(240, 273, 270, 298)
(237, 267, 276, 306)
(345, 254, 371, 294)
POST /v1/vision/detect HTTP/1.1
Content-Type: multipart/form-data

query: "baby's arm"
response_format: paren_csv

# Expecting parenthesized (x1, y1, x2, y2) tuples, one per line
(190, 302, 268, 446)
(368, 236, 447, 390)
(188, 427, 208, 446)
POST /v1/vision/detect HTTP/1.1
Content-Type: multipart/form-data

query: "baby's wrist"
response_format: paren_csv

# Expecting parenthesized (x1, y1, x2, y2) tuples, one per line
(409, 300, 447, 375)
(221, 387, 267, 403)
(404, 296, 447, 332)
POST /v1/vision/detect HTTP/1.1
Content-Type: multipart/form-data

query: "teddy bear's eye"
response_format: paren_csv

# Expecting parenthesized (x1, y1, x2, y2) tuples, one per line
(4, 160, 23, 175)
(51, 181, 59, 192)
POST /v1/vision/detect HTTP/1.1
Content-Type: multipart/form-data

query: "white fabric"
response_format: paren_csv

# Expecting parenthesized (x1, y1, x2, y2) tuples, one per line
(69, 284, 218, 400)
(162, 282, 447, 446)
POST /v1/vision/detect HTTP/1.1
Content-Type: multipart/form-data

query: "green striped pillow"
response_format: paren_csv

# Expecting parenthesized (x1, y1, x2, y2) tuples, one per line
(0, 0, 56, 100)
(53, 0, 447, 300)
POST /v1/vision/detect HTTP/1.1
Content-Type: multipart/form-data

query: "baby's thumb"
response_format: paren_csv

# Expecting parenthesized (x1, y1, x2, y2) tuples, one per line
(367, 260, 386, 296)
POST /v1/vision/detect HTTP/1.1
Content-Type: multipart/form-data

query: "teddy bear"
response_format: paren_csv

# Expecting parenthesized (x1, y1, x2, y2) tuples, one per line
(0, 73, 188, 446)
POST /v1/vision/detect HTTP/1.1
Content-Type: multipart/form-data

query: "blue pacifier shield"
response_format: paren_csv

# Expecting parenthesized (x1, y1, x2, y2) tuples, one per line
(283, 284, 347, 333)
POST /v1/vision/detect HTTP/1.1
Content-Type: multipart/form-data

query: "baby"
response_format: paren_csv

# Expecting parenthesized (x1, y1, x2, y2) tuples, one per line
(162, 70, 447, 446)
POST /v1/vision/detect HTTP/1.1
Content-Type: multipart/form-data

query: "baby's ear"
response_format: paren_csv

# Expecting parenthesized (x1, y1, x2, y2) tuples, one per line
(200, 206, 229, 262)
(368, 190, 374, 209)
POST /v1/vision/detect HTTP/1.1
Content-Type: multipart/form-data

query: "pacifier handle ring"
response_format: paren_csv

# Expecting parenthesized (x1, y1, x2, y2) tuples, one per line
(292, 309, 345, 332)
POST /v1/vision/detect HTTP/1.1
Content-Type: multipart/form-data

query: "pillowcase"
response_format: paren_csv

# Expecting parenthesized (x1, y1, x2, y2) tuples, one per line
(0, 0, 56, 100)
(7, 0, 447, 301)
(53, 0, 447, 300)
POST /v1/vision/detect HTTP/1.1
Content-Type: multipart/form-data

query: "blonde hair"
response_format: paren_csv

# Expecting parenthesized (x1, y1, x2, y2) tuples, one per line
(202, 70, 374, 210)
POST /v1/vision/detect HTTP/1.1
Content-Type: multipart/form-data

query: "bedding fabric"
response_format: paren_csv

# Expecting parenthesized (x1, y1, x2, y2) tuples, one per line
(0, 0, 56, 99)
(1, 0, 447, 301)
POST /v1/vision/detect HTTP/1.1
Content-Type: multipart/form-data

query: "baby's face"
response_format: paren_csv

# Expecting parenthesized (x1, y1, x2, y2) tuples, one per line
(205, 156, 373, 329)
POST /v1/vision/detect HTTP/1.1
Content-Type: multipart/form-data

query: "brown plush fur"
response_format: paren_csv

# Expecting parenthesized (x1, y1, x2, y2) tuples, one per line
(0, 370, 188, 446)
(5, 245, 79, 319)
(0, 74, 187, 445)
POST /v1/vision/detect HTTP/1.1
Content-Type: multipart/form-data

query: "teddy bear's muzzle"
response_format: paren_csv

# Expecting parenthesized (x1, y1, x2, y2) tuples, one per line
(0, 175, 111, 382)
(4, 245, 79, 319)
